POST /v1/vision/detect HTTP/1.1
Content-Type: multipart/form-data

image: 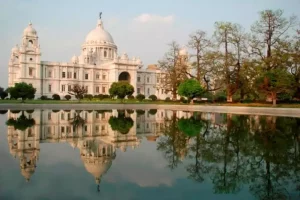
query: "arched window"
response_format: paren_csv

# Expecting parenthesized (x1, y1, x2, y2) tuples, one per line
(28, 40, 33, 47)
(104, 51, 107, 58)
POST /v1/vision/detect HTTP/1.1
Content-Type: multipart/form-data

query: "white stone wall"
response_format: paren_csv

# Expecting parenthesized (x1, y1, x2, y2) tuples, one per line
(8, 20, 172, 100)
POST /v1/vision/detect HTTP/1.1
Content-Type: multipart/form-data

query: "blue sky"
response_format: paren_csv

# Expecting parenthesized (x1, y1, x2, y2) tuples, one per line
(0, 0, 299, 87)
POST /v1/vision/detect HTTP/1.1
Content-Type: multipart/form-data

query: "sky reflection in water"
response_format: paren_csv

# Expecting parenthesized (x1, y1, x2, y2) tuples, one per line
(0, 109, 299, 200)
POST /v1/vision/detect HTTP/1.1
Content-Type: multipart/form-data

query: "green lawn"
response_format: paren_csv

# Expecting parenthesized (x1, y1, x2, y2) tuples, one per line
(0, 99, 300, 108)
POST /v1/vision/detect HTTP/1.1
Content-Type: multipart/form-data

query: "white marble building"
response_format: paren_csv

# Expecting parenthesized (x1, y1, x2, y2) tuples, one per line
(8, 16, 182, 99)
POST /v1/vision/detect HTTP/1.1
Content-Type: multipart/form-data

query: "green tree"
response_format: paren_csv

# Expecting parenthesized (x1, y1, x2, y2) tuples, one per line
(178, 79, 204, 104)
(255, 68, 295, 106)
(109, 82, 134, 102)
(0, 87, 8, 99)
(7, 82, 36, 102)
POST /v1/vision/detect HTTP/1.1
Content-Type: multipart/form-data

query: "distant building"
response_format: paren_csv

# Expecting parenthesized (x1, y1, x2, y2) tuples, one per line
(8, 15, 188, 100)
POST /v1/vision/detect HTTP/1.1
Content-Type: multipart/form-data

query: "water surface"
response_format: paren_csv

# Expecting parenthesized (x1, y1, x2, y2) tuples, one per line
(0, 109, 299, 200)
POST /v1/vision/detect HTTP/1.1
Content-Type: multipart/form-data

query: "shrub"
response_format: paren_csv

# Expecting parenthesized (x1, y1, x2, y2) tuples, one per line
(52, 94, 61, 100)
(165, 97, 171, 102)
(95, 94, 103, 100)
(180, 97, 188, 103)
(240, 99, 254, 103)
(216, 95, 227, 102)
(84, 94, 93, 100)
(148, 95, 157, 101)
(214, 91, 227, 102)
(41, 95, 48, 100)
(102, 94, 110, 99)
(136, 94, 145, 101)
(127, 95, 135, 100)
(65, 95, 71, 100)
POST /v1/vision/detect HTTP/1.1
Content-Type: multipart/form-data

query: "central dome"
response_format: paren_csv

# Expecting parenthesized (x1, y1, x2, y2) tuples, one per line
(85, 20, 114, 44)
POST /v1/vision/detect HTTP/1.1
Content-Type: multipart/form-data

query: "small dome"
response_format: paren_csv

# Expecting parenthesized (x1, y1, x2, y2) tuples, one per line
(121, 53, 128, 60)
(179, 48, 188, 56)
(11, 45, 19, 53)
(23, 22, 37, 36)
(71, 55, 79, 64)
(85, 20, 114, 44)
(136, 57, 142, 65)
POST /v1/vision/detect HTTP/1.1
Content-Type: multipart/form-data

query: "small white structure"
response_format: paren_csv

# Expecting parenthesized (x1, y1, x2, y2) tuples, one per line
(8, 15, 188, 100)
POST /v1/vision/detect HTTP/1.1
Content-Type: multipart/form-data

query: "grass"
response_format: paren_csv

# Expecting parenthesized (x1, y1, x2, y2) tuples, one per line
(0, 99, 300, 108)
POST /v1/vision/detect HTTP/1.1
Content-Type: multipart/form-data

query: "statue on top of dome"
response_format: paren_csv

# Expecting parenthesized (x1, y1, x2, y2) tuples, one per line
(99, 12, 102, 19)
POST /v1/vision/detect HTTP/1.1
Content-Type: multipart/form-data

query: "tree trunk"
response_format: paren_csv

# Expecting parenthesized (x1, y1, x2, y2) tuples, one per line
(172, 91, 177, 101)
(272, 92, 277, 106)
(227, 94, 233, 103)
(190, 99, 194, 105)
(266, 94, 272, 102)
(240, 88, 245, 101)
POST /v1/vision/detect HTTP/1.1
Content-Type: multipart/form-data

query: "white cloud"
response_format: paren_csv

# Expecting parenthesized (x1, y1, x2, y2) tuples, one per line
(134, 14, 174, 24)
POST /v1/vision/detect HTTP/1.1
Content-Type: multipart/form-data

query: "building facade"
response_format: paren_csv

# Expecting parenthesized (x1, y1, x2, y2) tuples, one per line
(8, 16, 187, 99)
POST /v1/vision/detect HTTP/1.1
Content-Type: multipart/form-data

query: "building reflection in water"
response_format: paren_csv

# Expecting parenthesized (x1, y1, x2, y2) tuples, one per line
(6, 109, 197, 187)
(5, 109, 300, 199)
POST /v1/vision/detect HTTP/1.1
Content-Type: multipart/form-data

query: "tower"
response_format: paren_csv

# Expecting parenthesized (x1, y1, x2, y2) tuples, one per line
(8, 22, 41, 90)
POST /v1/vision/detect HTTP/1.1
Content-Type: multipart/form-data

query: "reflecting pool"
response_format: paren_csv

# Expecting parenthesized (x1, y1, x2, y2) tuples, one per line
(0, 109, 299, 200)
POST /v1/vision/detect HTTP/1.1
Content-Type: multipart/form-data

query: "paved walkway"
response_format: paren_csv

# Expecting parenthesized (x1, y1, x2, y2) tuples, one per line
(0, 104, 299, 118)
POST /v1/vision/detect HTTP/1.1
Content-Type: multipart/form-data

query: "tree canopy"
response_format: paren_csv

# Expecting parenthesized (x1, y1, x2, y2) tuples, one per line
(178, 79, 204, 103)
(7, 82, 36, 102)
(109, 82, 134, 101)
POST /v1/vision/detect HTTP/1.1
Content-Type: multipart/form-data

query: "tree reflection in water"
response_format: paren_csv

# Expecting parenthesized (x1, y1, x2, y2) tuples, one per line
(108, 110, 134, 134)
(157, 112, 300, 199)
(69, 110, 86, 134)
(6, 110, 35, 131)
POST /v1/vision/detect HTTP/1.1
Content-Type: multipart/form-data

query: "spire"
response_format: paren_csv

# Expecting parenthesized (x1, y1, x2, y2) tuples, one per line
(29, 21, 32, 26)
(97, 12, 104, 29)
